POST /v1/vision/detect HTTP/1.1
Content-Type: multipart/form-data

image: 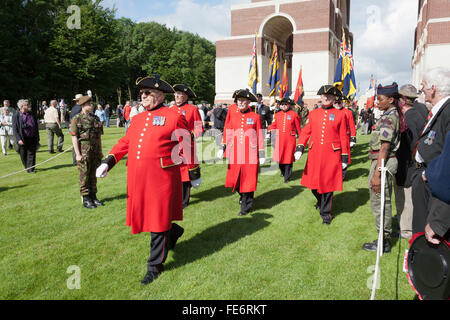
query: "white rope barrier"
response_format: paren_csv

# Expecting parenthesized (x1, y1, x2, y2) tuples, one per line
(0, 145, 73, 179)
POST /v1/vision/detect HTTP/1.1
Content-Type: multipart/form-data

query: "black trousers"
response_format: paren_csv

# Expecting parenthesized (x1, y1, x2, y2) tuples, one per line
(18, 138, 37, 173)
(235, 174, 254, 214)
(411, 168, 431, 234)
(312, 190, 333, 222)
(238, 191, 254, 214)
(279, 164, 293, 183)
(147, 223, 183, 272)
(182, 181, 191, 208)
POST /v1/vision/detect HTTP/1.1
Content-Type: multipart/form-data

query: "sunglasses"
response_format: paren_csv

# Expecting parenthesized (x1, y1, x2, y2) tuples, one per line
(140, 90, 152, 96)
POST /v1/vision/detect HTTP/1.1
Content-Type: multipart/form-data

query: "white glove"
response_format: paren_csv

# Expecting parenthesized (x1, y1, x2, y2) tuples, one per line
(265, 133, 271, 139)
(350, 141, 356, 148)
(294, 152, 303, 161)
(217, 149, 224, 159)
(342, 163, 348, 170)
(191, 178, 201, 189)
(259, 158, 266, 165)
(96, 163, 109, 178)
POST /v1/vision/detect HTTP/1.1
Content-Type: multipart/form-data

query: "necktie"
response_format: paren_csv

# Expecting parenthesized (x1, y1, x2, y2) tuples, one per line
(412, 110, 433, 160)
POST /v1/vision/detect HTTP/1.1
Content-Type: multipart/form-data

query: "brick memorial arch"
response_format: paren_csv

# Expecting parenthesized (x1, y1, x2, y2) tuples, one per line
(215, 0, 353, 107)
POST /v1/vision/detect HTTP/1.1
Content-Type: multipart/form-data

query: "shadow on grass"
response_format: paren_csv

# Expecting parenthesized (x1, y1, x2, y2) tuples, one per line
(38, 163, 75, 172)
(102, 193, 128, 202)
(344, 167, 370, 182)
(253, 186, 303, 211)
(0, 184, 28, 193)
(166, 212, 273, 270)
(332, 188, 369, 218)
(189, 185, 233, 206)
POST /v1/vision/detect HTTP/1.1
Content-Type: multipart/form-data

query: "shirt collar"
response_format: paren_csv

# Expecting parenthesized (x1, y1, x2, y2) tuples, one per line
(431, 96, 450, 115)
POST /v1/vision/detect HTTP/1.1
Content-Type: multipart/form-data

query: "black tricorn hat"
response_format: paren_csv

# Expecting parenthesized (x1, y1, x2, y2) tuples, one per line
(407, 233, 450, 300)
(136, 75, 174, 93)
(173, 84, 197, 98)
(280, 97, 296, 105)
(317, 85, 343, 97)
(234, 89, 258, 103)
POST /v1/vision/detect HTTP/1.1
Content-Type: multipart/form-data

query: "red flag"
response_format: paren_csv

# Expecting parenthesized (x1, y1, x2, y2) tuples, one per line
(294, 66, 304, 106)
(279, 60, 289, 99)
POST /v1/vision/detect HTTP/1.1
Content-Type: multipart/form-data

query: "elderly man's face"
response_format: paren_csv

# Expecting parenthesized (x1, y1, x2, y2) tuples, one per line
(140, 89, 164, 109)
(174, 91, 188, 105)
(420, 79, 435, 104)
(3, 101, 9, 107)
(321, 94, 336, 107)
(237, 97, 250, 112)
(280, 103, 290, 111)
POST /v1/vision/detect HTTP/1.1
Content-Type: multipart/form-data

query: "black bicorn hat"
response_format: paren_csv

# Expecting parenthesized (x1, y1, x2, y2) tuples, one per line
(377, 82, 399, 97)
(280, 97, 296, 105)
(173, 83, 197, 98)
(136, 75, 174, 93)
(233, 89, 258, 103)
(317, 85, 344, 98)
(407, 233, 450, 300)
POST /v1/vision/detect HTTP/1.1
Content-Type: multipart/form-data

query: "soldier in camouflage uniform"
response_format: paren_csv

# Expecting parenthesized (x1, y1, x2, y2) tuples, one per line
(363, 83, 401, 253)
(70, 96, 104, 209)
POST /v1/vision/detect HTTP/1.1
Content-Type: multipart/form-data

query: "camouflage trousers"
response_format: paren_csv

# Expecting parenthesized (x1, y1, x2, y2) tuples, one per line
(368, 158, 398, 238)
(77, 150, 102, 196)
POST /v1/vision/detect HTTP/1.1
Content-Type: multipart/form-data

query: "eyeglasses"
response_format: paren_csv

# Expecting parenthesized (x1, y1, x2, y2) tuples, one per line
(140, 90, 152, 96)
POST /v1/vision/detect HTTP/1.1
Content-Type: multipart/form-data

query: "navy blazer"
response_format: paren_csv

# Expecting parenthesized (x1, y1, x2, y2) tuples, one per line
(426, 131, 450, 204)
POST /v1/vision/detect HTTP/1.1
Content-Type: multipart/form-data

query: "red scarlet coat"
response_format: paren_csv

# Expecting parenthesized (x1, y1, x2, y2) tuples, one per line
(298, 106, 350, 194)
(169, 103, 204, 182)
(268, 109, 302, 164)
(223, 109, 264, 193)
(108, 104, 189, 234)
(340, 107, 356, 164)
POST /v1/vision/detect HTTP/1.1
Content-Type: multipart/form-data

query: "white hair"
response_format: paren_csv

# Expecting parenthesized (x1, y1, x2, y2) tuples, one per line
(423, 67, 450, 97)
(17, 99, 29, 108)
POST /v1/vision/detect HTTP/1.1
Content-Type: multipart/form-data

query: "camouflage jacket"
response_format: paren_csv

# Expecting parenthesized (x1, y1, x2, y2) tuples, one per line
(70, 112, 103, 153)
(369, 106, 400, 160)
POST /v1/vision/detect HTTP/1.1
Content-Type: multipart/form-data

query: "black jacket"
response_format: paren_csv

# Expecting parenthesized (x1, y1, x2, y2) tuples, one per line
(256, 104, 272, 129)
(12, 111, 40, 145)
(416, 98, 450, 165)
(213, 107, 227, 130)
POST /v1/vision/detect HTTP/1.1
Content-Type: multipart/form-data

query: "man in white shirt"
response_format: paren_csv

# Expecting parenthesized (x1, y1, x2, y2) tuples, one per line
(44, 100, 64, 153)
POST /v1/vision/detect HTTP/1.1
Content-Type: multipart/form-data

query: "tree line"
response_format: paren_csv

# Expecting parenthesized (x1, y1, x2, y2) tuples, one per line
(0, 0, 216, 112)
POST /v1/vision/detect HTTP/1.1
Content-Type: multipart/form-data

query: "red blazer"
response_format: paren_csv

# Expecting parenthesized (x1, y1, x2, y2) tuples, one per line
(170, 103, 204, 182)
(340, 107, 356, 164)
(298, 106, 350, 194)
(108, 104, 189, 234)
(268, 109, 301, 164)
(223, 109, 264, 193)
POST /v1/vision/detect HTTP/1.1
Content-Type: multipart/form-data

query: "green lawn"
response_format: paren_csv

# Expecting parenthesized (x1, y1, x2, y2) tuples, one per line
(0, 126, 416, 300)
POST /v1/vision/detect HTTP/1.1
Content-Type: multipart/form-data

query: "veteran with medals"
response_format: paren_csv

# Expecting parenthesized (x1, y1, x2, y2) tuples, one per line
(296, 85, 350, 225)
(267, 97, 302, 183)
(96, 75, 189, 285)
(218, 89, 265, 216)
(170, 84, 204, 208)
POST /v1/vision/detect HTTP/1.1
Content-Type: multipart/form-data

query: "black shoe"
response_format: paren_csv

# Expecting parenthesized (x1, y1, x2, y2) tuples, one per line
(362, 239, 391, 253)
(49, 151, 55, 154)
(57, 148, 63, 152)
(168, 224, 184, 250)
(141, 264, 163, 285)
(82, 196, 97, 209)
(90, 194, 104, 206)
(140, 271, 160, 285)
(238, 211, 249, 216)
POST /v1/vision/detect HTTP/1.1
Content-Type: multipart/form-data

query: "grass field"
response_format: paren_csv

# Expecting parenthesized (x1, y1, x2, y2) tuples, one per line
(0, 125, 416, 300)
